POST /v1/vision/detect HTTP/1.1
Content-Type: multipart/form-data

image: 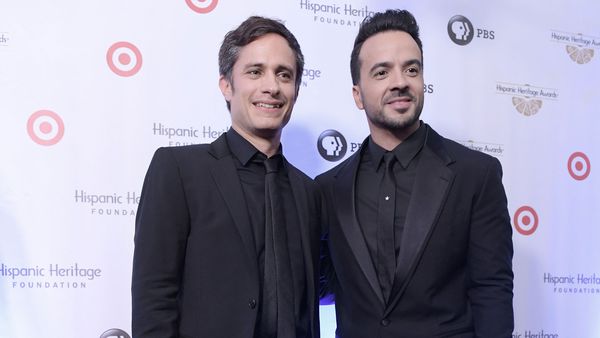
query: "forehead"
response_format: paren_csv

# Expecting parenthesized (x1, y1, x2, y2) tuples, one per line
(234, 33, 296, 70)
(359, 30, 421, 66)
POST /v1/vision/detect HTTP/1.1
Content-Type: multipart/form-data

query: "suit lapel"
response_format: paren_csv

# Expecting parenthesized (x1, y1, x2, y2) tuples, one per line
(208, 134, 258, 271)
(386, 129, 455, 313)
(334, 151, 386, 305)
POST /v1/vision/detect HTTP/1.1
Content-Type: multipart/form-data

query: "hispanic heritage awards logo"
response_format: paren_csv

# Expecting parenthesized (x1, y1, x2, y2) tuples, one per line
(185, 0, 218, 14)
(550, 30, 599, 64)
(457, 140, 505, 158)
(447, 15, 495, 46)
(106, 41, 143, 77)
(495, 82, 559, 116)
(27, 110, 65, 146)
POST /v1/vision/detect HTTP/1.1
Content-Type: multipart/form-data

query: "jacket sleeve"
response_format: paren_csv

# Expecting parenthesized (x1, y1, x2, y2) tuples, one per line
(131, 148, 190, 337)
(315, 175, 337, 305)
(467, 157, 514, 337)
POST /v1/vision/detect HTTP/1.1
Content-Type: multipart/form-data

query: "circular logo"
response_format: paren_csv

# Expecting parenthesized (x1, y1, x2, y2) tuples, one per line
(185, 0, 218, 13)
(447, 15, 474, 46)
(106, 41, 143, 77)
(513, 206, 539, 236)
(100, 328, 131, 338)
(27, 110, 65, 146)
(567, 151, 591, 181)
(317, 129, 347, 162)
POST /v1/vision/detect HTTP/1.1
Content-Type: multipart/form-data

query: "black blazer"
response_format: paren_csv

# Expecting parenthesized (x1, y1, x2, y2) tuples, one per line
(132, 134, 322, 338)
(317, 125, 513, 338)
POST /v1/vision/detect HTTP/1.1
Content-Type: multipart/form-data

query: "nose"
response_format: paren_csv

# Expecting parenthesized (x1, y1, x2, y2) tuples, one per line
(389, 69, 409, 92)
(261, 72, 280, 96)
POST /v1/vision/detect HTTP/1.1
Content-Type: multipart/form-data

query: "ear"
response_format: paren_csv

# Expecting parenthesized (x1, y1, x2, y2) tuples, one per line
(219, 75, 232, 101)
(352, 85, 364, 110)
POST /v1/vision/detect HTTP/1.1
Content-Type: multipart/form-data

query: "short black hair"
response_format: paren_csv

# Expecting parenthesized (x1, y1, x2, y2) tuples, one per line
(350, 9, 423, 85)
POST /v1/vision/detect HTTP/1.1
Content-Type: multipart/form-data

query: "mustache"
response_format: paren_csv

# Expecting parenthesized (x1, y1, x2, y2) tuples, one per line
(384, 91, 414, 102)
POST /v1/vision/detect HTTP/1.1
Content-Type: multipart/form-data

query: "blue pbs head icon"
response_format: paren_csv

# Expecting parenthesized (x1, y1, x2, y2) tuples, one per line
(317, 129, 347, 162)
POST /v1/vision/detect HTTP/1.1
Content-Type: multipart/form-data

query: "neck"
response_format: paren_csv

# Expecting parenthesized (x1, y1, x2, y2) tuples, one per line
(232, 126, 281, 157)
(369, 122, 420, 151)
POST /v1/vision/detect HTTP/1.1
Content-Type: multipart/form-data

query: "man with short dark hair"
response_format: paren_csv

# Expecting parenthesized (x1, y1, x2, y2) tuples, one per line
(318, 9, 514, 337)
(132, 16, 321, 338)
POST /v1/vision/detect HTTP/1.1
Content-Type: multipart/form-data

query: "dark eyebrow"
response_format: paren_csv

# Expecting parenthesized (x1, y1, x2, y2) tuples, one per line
(276, 64, 295, 75)
(243, 62, 265, 70)
(369, 59, 422, 73)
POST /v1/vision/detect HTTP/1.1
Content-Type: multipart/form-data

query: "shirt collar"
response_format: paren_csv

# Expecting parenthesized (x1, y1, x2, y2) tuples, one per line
(225, 128, 283, 166)
(367, 121, 427, 170)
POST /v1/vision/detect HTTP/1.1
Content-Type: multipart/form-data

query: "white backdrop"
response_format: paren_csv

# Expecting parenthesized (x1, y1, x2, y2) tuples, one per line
(1, 0, 599, 337)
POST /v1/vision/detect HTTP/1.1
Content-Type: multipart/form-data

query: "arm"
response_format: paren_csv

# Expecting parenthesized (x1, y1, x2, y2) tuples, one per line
(467, 157, 514, 338)
(316, 177, 336, 304)
(131, 148, 190, 337)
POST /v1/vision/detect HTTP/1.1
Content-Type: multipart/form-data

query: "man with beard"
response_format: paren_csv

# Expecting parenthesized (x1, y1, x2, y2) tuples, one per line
(316, 9, 514, 338)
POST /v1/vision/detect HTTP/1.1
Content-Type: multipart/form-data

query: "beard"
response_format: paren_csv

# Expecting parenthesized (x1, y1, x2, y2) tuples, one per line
(366, 97, 424, 132)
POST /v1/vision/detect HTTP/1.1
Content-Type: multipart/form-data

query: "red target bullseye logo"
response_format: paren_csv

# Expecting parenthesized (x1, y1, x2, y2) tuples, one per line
(106, 41, 143, 77)
(567, 152, 591, 181)
(27, 110, 65, 146)
(513, 206, 539, 236)
(185, 0, 218, 13)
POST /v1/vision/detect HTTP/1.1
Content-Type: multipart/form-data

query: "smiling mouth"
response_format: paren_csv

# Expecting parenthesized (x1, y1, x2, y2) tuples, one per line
(386, 96, 412, 104)
(255, 102, 283, 109)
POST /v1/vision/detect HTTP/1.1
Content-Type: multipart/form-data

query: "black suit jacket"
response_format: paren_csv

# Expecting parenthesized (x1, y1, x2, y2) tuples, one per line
(132, 134, 322, 338)
(316, 125, 513, 338)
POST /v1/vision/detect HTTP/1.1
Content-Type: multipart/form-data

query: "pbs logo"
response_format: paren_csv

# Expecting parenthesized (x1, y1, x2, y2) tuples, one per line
(447, 15, 494, 46)
(100, 328, 130, 338)
(317, 129, 347, 162)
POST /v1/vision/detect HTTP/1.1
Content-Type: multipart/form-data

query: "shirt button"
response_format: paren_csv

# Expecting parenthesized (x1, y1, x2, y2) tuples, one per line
(248, 299, 257, 309)
(380, 318, 390, 327)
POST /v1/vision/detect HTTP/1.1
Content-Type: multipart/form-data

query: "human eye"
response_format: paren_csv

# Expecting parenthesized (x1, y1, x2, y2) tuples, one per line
(406, 65, 421, 76)
(246, 68, 262, 78)
(277, 69, 294, 82)
(373, 69, 388, 78)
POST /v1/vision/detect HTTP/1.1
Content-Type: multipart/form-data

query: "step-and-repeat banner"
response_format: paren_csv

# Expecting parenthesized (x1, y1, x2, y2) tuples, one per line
(1, 1, 598, 337)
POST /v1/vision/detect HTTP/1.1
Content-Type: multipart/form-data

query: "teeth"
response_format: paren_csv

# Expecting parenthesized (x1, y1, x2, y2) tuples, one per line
(256, 102, 281, 108)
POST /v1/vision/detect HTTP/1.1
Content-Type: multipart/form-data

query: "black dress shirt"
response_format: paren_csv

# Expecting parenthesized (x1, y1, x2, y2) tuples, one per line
(225, 129, 308, 338)
(355, 123, 428, 271)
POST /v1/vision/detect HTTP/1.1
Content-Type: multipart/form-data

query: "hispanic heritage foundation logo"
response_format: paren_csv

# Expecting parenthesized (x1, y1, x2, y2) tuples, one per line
(185, 0, 218, 14)
(74, 189, 140, 217)
(550, 30, 599, 64)
(513, 205, 538, 236)
(543, 272, 600, 295)
(317, 129, 347, 162)
(27, 110, 65, 146)
(1, 263, 103, 289)
(100, 328, 131, 338)
(106, 42, 143, 77)
(495, 82, 559, 116)
(299, 0, 374, 28)
(567, 151, 591, 181)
